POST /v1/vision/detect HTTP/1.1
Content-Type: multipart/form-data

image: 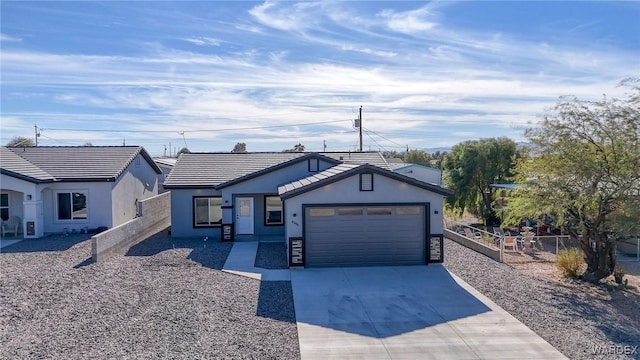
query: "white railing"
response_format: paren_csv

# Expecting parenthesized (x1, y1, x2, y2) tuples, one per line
(445, 219, 640, 263)
(445, 220, 501, 249)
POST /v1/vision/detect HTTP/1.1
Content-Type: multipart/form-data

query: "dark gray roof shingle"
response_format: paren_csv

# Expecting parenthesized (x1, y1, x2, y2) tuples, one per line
(2, 146, 161, 182)
(163, 152, 390, 188)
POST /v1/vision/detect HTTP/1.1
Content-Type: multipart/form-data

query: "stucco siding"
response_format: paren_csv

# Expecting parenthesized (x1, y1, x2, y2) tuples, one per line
(284, 173, 445, 241)
(1, 190, 24, 220)
(231, 194, 285, 237)
(394, 165, 442, 185)
(41, 182, 113, 234)
(0, 174, 38, 196)
(170, 188, 222, 238)
(111, 153, 160, 227)
(221, 159, 336, 203)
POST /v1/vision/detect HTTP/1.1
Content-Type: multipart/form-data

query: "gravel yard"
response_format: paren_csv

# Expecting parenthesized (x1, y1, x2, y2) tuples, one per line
(254, 242, 288, 270)
(0, 232, 299, 359)
(444, 238, 640, 360)
(3, 230, 639, 360)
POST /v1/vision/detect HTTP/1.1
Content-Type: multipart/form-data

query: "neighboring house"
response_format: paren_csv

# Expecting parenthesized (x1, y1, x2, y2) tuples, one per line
(391, 163, 443, 185)
(0, 146, 162, 238)
(154, 157, 177, 193)
(164, 152, 453, 268)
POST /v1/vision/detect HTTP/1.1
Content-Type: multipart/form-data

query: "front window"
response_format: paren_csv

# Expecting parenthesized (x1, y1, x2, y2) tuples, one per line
(264, 196, 283, 225)
(194, 197, 222, 227)
(57, 191, 87, 220)
(1, 194, 8, 221)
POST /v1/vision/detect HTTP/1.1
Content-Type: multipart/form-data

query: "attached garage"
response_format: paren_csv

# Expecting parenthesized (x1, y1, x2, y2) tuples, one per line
(304, 204, 427, 267)
(279, 163, 454, 268)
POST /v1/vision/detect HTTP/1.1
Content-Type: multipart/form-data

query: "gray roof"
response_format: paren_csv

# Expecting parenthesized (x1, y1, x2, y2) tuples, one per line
(163, 152, 390, 189)
(1, 146, 161, 183)
(278, 163, 454, 200)
(278, 163, 359, 194)
(0, 146, 55, 183)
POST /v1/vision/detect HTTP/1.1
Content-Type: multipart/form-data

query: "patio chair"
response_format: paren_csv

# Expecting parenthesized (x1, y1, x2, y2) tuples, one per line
(492, 227, 506, 245)
(503, 235, 518, 251)
(1, 216, 21, 237)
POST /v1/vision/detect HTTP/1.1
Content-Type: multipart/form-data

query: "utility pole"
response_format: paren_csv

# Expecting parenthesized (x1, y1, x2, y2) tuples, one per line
(34, 125, 40, 146)
(323, 140, 327, 152)
(358, 106, 363, 152)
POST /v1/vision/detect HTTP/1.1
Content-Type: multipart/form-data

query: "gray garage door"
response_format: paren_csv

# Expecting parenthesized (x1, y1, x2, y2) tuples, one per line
(304, 205, 427, 267)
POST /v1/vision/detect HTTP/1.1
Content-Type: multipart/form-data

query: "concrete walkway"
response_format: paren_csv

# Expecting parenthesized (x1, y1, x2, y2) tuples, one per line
(222, 241, 290, 281)
(0, 239, 22, 249)
(291, 265, 567, 360)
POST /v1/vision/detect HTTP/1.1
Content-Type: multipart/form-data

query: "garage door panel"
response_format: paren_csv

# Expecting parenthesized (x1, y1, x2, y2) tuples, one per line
(305, 205, 426, 267)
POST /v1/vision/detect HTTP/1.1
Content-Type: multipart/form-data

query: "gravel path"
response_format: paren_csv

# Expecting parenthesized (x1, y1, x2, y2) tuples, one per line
(444, 238, 640, 360)
(0, 232, 299, 359)
(254, 242, 288, 270)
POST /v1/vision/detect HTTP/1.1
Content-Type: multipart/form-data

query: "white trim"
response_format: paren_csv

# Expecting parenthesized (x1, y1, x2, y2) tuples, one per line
(235, 197, 254, 235)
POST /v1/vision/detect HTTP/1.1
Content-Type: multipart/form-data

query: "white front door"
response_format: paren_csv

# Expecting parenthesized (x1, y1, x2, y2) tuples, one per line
(235, 197, 254, 235)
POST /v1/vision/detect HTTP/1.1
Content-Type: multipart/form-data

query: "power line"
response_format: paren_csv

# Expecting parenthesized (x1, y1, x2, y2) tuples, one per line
(363, 130, 387, 152)
(362, 127, 406, 148)
(362, 129, 406, 150)
(41, 119, 349, 134)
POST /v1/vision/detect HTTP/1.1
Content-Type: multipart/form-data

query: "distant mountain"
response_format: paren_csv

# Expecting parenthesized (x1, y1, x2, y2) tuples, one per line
(421, 142, 532, 154)
(421, 147, 452, 154)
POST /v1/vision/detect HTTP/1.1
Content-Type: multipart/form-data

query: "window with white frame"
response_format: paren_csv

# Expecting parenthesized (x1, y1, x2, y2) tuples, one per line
(56, 191, 88, 220)
(194, 197, 222, 227)
(264, 195, 283, 225)
(1, 193, 9, 221)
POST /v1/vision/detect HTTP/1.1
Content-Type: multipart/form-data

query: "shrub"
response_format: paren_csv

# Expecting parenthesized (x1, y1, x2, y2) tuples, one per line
(556, 248, 583, 277)
(613, 267, 625, 285)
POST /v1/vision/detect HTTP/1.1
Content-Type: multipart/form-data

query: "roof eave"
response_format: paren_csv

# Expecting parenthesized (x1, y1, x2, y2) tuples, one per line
(162, 184, 218, 190)
(280, 164, 454, 200)
(0, 169, 54, 184)
(114, 147, 164, 179)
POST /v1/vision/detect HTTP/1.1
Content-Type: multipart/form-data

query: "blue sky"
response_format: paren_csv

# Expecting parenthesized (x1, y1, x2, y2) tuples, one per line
(1, 1, 639, 156)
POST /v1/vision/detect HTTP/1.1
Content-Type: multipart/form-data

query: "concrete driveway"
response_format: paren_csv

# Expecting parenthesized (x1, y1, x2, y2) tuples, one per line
(291, 265, 566, 359)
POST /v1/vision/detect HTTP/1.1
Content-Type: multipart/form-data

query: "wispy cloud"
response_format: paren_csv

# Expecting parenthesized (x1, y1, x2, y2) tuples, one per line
(0, 33, 22, 42)
(183, 37, 222, 46)
(377, 6, 439, 34)
(1, 1, 638, 153)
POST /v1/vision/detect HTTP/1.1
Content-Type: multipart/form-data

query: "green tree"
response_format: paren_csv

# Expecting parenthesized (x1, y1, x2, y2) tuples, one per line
(178, 147, 190, 155)
(430, 150, 448, 169)
(6, 136, 35, 147)
(403, 150, 432, 167)
(283, 143, 305, 152)
(505, 82, 640, 282)
(231, 142, 247, 153)
(443, 137, 517, 225)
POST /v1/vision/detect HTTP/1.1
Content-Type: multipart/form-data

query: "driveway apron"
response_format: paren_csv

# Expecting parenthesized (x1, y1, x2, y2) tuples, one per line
(290, 265, 567, 360)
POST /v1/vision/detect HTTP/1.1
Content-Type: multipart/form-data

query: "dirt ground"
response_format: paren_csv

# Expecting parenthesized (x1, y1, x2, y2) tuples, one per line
(505, 250, 640, 294)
